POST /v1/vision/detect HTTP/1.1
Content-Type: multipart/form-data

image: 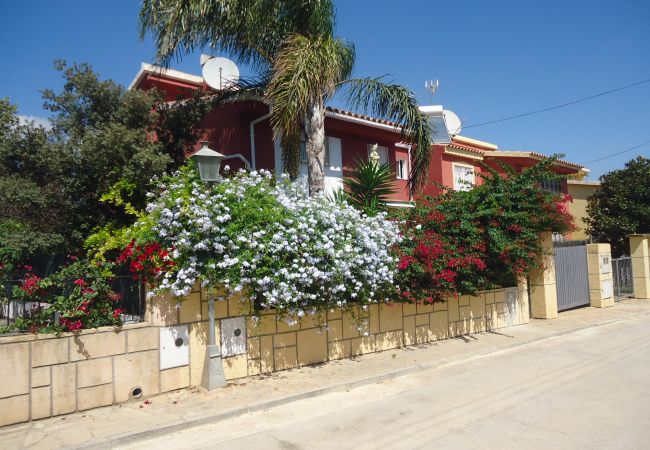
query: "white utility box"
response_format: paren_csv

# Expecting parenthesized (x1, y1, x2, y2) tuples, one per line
(160, 325, 190, 370)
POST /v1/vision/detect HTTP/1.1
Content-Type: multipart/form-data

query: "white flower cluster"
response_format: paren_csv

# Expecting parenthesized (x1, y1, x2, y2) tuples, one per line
(144, 168, 400, 314)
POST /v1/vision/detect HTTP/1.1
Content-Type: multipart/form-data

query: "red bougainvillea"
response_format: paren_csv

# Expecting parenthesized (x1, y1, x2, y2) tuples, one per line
(116, 241, 175, 284)
(393, 158, 576, 302)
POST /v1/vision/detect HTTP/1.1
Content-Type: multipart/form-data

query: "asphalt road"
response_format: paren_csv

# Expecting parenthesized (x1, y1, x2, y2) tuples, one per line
(123, 314, 650, 449)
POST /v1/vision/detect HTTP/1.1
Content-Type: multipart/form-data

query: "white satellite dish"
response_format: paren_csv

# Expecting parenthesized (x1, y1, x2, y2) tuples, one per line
(202, 56, 240, 90)
(443, 110, 462, 136)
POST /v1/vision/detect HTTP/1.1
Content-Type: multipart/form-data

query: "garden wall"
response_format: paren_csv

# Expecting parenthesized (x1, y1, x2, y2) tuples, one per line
(0, 282, 528, 427)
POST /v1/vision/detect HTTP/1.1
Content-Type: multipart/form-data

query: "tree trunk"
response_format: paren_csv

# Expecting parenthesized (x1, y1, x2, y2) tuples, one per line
(303, 98, 326, 195)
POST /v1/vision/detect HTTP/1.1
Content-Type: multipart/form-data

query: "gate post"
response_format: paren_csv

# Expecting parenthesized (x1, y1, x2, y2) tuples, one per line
(586, 243, 614, 308)
(529, 232, 558, 319)
(629, 234, 650, 299)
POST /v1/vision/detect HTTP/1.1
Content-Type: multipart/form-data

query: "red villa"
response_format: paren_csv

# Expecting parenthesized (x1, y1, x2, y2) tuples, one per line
(129, 63, 589, 205)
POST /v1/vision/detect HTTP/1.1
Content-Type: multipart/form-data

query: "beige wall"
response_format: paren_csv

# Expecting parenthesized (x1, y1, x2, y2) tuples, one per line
(0, 284, 529, 427)
(567, 181, 600, 241)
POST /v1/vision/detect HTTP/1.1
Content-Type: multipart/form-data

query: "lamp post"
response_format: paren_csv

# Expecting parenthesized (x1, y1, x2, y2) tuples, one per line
(190, 141, 251, 391)
(191, 141, 252, 183)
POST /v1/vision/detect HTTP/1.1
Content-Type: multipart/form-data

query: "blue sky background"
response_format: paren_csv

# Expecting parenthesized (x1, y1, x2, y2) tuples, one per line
(1, 0, 648, 179)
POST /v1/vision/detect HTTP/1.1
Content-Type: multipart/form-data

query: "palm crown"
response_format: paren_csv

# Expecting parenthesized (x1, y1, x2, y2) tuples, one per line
(140, 0, 432, 194)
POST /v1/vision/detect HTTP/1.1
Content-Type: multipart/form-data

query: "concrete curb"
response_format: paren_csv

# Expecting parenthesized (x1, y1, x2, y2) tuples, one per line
(71, 311, 647, 450)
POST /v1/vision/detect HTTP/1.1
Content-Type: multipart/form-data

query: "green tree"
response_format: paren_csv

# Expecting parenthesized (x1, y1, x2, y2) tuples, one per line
(139, 0, 433, 195)
(585, 156, 650, 257)
(0, 61, 210, 267)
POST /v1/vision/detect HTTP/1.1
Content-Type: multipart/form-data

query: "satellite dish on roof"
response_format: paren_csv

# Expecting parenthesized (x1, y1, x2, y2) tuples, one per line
(443, 110, 462, 136)
(201, 56, 240, 90)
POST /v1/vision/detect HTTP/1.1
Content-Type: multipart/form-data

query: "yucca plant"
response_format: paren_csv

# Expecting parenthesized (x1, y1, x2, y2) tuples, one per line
(140, 0, 432, 195)
(342, 159, 396, 216)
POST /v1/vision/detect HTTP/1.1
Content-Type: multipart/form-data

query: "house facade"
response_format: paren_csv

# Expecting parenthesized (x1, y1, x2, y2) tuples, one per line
(130, 63, 588, 205)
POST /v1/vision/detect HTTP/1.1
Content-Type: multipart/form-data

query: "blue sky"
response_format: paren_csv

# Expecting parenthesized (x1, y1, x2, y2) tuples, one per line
(1, 0, 648, 178)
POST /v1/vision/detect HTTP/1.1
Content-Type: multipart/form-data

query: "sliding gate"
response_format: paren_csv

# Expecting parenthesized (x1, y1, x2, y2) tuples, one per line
(554, 242, 591, 311)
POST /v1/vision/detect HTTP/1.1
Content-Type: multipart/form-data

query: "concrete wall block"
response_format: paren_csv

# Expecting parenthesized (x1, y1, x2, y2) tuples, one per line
(327, 309, 342, 320)
(127, 327, 159, 353)
(376, 331, 403, 351)
(327, 319, 343, 342)
(276, 318, 300, 333)
(470, 295, 486, 318)
(77, 357, 112, 388)
(227, 294, 251, 317)
(247, 359, 261, 376)
(247, 336, 260, 359)
(415, 314, 429, 326)
(430, 311, 449, 341)
(297, 328, 328, 366)
(0, 342, 29, 398)
(77, 384, 113, 411)
(52, 364, 76, 416)
(341, 314, 361, 340)
(160, 366, 190, 392)
(248, 314, 277, 336)
(273, 346, 297, 371)
(416, 302, 434, 314)
(69, 331, 126, 362)
(530, 282, 558, 319)
(447, 297, 460, 322)
(368, 305, 379, 335)
(179, 292, 202, 324)
(459, 306, 471, 321)
(260, 335, 274, 373)
(31, 366, 50, 388)
(189, 321, 207, 386)
(403, 315, 416, 346)
(0, 394, 30, 427)
(201, 299, 228, 320)
(150, 293, 179, 326)
(328, 340, 352, 360)
(379, 304, 403, 332)
(274, 332, 296, 348)
(113, 350, 160, 403)
(458, 295, 470, 307)
(31, 386, 51, 420)
(223, 354, 248, 380)
(434, 301, 448, 312)
(350, 336, 376, 356)
(402, 303, 417, 316)
(415, 325, 434, 344)
(299, 314, 323, 330)
(32, 338, 68, 367)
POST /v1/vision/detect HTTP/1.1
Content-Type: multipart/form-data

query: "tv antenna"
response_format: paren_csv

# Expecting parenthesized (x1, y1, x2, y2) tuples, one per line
(425, 80, 439, 96)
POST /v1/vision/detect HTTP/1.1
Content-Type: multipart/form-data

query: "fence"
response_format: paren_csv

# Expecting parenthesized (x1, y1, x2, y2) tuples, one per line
(612, 256, 634, 301)
(0, 275, 144, 328)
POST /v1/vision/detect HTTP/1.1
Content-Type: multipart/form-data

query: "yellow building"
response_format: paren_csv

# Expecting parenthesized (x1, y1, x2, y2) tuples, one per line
(567, 180, 601, 240)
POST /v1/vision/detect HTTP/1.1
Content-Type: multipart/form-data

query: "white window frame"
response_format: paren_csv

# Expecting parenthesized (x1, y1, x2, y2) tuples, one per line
(452, 162, 475, 191)
(396, 157, 409, 180)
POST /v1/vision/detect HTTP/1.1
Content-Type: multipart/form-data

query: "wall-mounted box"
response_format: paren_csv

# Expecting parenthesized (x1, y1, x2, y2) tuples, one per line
(160, 325, 189, 370)
(221, 317, 247, 357)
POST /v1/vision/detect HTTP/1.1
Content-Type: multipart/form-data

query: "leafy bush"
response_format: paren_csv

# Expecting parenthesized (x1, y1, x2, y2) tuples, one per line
(1, 260, 123, 334)
(586, 156, 650, 257)
(125, 165, 400, 316)
(394, 159, 575, 301)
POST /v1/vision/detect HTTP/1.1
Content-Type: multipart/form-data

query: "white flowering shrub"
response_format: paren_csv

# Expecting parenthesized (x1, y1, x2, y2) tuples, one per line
(135, 165, 400, 316)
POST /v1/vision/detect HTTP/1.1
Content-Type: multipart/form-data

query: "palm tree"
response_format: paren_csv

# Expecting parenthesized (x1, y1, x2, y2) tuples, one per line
(140, 0, 432, 195)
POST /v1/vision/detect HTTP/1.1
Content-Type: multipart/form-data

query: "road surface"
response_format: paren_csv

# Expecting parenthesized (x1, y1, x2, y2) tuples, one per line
(123, 314, 650, 449)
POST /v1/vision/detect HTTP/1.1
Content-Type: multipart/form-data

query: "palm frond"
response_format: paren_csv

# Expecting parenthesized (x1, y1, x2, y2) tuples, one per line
(341, 77, 432, 194)
(139, 0, 335, 69)
(344, 158, 396, 215)
(266, 34, 355, 139)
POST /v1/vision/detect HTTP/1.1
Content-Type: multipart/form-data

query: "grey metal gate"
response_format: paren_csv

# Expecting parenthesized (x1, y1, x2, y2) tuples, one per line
(554, 243, 591, 311)
(612, 256, 633, 301)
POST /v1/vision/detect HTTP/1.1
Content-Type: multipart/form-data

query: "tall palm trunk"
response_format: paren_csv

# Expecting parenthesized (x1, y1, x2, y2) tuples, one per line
(303, 98, 326, 195)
